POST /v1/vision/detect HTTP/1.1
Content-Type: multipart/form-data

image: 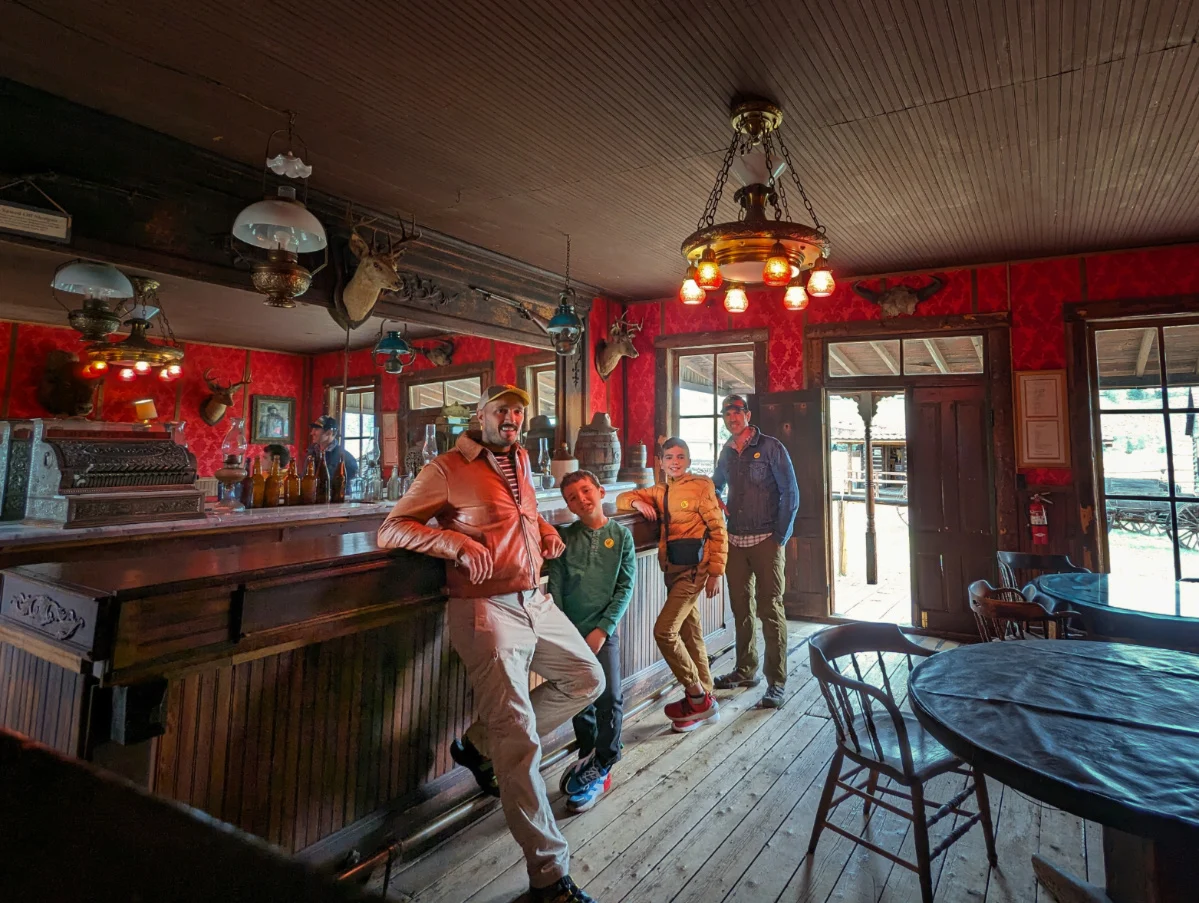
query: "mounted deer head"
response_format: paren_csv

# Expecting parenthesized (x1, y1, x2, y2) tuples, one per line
(852, 275, 945, 318)
(331, 218, 421, 330)
(199, 368, 251, 426)
(595, 311, 644, 381)
(415, 339, 455, 368)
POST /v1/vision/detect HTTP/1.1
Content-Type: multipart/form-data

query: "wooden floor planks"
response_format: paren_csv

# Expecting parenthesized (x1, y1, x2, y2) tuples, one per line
(387, 624, 1104, 903)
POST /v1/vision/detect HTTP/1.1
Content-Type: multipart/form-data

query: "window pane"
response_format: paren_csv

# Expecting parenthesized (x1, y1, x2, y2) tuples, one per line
(409, 383, 444, 409)
(1105, 499, 1174, 580)
(679, 354, 716, 416)
(1100, 412, 1168, 495)
(444, 377, 481, 407)
(1164, 325, 1199, 407)
(902, 336, 984, 375)
(828, 340, 900, 377)
(536, 369, 556, 417)
(1096, 327, 1162, 409)
(1177, 502, 1199, 581)
(715, 350, 755, 396)
(678, 417, 717, 476)
(1168, 413, 1199, 498)
(361, 414, 376, 443)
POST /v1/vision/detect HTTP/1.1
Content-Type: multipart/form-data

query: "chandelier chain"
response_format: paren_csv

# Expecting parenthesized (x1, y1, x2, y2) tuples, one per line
(698, 132, 742, 230)
(776, 131, 824, 234)
(763, 136, 783, 222)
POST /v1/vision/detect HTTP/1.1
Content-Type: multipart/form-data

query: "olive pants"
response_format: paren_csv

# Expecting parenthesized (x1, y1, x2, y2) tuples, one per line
(725, 538, 788, 687)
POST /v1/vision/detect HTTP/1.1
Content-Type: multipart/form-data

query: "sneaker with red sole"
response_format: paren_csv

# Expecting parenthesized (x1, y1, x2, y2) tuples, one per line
(664, 692, 719, 724)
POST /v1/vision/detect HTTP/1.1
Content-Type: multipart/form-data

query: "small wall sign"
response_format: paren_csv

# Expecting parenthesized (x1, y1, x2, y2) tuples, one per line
(0, 200, 72, 243)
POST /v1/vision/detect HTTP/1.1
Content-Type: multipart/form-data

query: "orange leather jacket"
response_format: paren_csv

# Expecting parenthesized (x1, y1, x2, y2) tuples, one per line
(377, 432, 557, 598)
(616, 473, 728, 575)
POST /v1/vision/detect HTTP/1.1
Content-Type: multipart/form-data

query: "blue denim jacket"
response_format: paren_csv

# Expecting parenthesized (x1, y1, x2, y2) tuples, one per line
(713, 427, 800, 544)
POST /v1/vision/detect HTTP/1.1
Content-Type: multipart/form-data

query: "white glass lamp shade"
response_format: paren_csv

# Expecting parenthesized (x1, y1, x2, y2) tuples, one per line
(232, 188, 327, 253)
(52, 261, 134, 299)
(730, 149, 787, 188)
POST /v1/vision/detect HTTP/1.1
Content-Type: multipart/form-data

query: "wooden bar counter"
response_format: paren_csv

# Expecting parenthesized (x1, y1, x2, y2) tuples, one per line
(0, 499, 732, 868)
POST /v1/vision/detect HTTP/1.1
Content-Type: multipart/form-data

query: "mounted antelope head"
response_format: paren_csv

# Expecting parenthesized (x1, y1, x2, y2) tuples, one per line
(199, 368, 251, 426)
(595, 311, 644, 381)
(853, 275, 945, 318)
(333, 218, 421, 329)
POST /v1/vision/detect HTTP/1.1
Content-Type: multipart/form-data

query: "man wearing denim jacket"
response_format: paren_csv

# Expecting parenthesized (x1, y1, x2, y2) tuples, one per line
(711, 394, 800, 708)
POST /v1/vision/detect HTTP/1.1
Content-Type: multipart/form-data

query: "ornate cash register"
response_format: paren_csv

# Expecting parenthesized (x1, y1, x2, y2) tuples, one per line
(6, 419, 203, 528)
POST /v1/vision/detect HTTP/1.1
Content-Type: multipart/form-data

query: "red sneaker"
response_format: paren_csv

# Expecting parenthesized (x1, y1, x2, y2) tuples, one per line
(664, 693, 719, 723)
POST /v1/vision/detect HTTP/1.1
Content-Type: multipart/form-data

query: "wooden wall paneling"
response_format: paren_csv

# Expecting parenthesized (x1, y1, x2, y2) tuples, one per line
(0, 642, 87, 756)
(1066, 315, 1100, 569)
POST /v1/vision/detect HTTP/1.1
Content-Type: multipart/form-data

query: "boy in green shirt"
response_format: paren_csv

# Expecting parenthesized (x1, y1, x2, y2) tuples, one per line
(548, 470, 636, 813)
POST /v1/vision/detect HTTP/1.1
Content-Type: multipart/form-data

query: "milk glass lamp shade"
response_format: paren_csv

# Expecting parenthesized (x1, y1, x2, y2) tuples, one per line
(52, 261, 134, 298)
(232, 187, 327, 253)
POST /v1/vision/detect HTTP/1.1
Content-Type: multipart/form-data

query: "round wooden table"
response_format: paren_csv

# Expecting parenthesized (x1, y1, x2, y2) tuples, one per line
(1033, 572, 1199, 651)
(909, 640, 1199, 903)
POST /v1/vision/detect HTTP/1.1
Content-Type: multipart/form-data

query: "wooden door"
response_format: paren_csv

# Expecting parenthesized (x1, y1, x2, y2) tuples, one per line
(906, 384, 996, 633)
(758, 390, 830, 618)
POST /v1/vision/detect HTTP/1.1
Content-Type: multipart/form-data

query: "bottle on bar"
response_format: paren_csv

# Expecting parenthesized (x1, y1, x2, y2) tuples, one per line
(316, 454, 331, 504)
(250, 457, 266, 509)
(264, 458, 283, 508)
(331, 458, 347, 503)
(285, 459, 301, 505)
(240, 463, 256, 510)
(300, 456, 317, 505)
(386, 465, 401, 501)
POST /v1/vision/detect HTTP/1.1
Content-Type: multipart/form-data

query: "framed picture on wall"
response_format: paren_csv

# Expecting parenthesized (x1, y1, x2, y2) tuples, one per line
(1015, 370, 1069, 468)
(250, 395, 296, 444)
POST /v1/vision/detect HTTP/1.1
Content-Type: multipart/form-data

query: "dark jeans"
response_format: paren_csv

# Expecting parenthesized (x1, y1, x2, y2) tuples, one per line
(572, 631, 623, 769)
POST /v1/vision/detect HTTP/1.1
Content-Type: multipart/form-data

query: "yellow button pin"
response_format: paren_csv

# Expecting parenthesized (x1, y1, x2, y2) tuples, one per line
(604, 537, 615, 548)
(680, 500, 689, 508)
(754, 452, 761, 458)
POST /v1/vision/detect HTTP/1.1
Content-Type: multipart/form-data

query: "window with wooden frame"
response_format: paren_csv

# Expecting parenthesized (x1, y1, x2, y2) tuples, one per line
(325, 376, 380, 464)
(671, 344, 757, 476)
(826, 334, 986, 378)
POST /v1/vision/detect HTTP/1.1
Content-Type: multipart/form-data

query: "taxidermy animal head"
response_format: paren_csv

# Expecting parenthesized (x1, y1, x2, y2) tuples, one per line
(416, 339, 455, 368)
(595, 311, 643, 381)
(200, 369, 251, 426)
(331, 218, 421, 330)
(37, 350, 95, 417)
(852, 276, 945, 318)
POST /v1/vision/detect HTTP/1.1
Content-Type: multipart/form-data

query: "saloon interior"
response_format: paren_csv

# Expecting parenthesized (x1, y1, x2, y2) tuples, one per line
(2, 2, 1199, 902)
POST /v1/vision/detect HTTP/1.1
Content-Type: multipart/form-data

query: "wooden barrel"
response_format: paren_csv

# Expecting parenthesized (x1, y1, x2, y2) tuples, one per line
(617, 442, 654, 487)
(575, 413, 621, 483)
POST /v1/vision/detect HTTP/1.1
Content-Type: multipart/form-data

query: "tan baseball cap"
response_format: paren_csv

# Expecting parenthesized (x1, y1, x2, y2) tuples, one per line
(477, 384, 531, 414)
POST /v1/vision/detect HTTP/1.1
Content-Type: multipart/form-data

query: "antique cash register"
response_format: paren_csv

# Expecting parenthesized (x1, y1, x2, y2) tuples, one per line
(12, 419, 203, 527)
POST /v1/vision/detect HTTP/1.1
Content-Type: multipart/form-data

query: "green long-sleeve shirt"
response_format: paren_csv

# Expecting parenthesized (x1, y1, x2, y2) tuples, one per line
(547, 518, 635, 637)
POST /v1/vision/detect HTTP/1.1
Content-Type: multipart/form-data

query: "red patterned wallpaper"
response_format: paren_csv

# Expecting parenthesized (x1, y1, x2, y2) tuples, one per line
(623, 301, 661, 450)
(5, 322, 80, 419)
(976, 264, 1009, 313)
(0, 321, 10, 410)
(493, 339, 522, 387)
(178, 342, 251, 477)
(1010, 258, 1080, 371)
(1085, 246, 1199, 301)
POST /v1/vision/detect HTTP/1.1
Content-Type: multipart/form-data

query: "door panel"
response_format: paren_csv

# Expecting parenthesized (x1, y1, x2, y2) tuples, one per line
(906, 385, 996, 633)
(758, 390, 829, 618)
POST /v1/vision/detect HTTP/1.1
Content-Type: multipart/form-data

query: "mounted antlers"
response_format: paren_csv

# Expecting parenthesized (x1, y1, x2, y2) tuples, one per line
(199, 368, 251, 426)
(853, 275, 945, 319)
(331, 217, 422, 330)
(595, 311, 644, 381)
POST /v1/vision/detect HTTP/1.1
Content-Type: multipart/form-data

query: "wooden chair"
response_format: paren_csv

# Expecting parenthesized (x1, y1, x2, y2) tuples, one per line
(968, 579, 1082, 642)
(806, 623, 997, 903)
(996, 551, 1089, 591)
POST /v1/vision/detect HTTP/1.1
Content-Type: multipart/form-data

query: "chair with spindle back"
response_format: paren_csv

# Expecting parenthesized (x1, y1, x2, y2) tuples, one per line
(806, 623, 997, 903)
(996, 551, 1089, 591)
(969, 579, 1083, 642)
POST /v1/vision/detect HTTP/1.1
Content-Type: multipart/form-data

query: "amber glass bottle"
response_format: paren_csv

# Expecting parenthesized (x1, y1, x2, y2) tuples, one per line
(250, 458, 266, 509)
(264, 459, 283, 508)
(330, 458, 347, 503)
(300, 457, 318, 504)
(316, 454, 331, 504)
(283, 459, 299, 505)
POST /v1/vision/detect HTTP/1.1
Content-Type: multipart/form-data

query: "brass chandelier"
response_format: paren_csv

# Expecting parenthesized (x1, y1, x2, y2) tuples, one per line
(680, 98, 835, 312)
(84, 277, 184, 382)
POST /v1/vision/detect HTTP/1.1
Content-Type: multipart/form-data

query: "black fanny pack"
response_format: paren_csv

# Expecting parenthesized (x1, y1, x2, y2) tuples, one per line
(663, 483, 706, 566)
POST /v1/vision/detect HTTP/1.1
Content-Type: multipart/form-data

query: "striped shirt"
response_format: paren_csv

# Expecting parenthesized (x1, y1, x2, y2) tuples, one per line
(493, 449, 521, 502)
(729, 532, 773, 548)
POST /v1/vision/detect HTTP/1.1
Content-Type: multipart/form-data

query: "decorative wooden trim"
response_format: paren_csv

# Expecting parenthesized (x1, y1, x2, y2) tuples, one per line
(652, 328, 769, 349)
(804, 312, 1009, 339)
(1014, 370, 1070, 468)
(1064, 295, 1199, 322)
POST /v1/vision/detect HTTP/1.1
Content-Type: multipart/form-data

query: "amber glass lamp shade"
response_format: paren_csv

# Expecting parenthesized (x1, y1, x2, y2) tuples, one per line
(783, 280, 809, 311)
(724, 284, 749, 313)
(695, 248, 723, 290)
(679, 267, 706, 305)
(807, 263, 835, 298)
(762, 242, 792, 287)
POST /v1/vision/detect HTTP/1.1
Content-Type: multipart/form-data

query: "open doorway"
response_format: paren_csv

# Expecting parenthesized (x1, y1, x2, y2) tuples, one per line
(828, 391, 911, 624)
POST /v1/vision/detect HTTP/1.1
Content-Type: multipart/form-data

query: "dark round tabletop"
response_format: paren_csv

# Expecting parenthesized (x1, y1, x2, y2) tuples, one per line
(909, 640, 1199, 843)
(1033, 573, 1199, 650)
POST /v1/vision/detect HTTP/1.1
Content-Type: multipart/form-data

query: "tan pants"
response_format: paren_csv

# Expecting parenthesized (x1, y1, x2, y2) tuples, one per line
(447, 589, 604, 889)
(654, 565, 713, 693)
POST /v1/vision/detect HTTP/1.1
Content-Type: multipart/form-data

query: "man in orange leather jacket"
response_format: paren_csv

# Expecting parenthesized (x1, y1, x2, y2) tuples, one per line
(377, 385, 604, 903)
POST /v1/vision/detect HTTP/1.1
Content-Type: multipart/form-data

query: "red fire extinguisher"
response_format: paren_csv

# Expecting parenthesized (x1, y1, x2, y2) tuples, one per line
(1029, 493, 1051, 546)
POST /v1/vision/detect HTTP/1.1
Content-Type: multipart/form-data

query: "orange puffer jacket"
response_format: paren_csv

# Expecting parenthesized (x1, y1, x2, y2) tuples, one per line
(616, 473, 728, 575)
(377, 432, 557, 598)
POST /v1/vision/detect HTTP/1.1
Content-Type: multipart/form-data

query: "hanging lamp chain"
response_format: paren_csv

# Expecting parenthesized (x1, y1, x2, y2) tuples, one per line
(775, 130, 824, 235)
(697, 131, 743, 230)
(564, 233, 571, 293)
(763, 135, 784, 222)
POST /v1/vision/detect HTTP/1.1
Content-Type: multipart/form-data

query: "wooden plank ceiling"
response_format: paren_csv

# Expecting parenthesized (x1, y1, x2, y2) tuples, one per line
(1, 0, 1197, 300)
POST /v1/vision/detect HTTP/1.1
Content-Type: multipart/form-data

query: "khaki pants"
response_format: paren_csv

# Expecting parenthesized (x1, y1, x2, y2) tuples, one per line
(654, 565, 713, 693)
(447, 589, 604, 889)
(725, 538, 788, 687)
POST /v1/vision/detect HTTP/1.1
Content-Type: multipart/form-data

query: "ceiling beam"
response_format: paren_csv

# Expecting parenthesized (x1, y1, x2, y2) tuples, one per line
(869, 341, 900, 375)
(970, 335, 985, 368)
(1134, 328, 1156, 377)
(829, 347, 859, 377)
(923, 338, 950, 374)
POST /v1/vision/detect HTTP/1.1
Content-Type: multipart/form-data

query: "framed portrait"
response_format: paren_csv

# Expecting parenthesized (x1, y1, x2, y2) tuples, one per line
(250, 395, 296, 445)
(1014, 370, 1070, 468)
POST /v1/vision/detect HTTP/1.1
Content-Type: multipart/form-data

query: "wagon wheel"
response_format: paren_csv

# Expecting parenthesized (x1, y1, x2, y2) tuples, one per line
(1125, 513, 1155, 535)
(1176, 505, 1199, 550)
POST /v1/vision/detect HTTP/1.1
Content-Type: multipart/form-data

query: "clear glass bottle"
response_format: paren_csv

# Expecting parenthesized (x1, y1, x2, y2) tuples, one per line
(422, 424, 439, 467)
(386, 466, 402, 501)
